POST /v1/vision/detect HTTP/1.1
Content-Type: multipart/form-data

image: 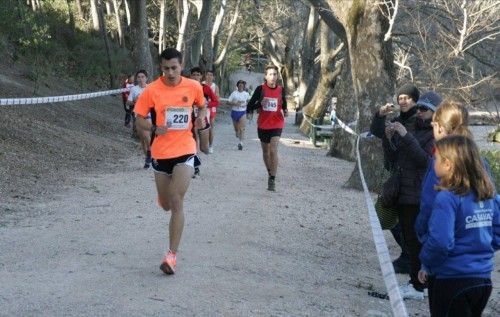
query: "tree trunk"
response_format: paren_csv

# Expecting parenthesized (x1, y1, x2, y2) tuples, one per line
(329, 58, 357, 161)
(281, 31, 299, 98)
(105, 0, 112, 14)
(213, 0, 241, 67)
(124, 0, 131, 26)
(343, 2, 396, 190)
(112, 0, 124, 47)
(130, 0, 154, 78)
(299, 22, 344, 136)
(308, 0, 396, 191)
(159, 0, 166, 53)
(97, 0, 114, 88)
(75, 0, 84, 20)
(190, 0, 212, 68)
(176, 0, 191, 52)
(298, 5, 319, 109)
(90, 0, 100, 31)
(202, 17, 214, 71)
(210, 0, 226, 70)
(65, 0, 76, 41)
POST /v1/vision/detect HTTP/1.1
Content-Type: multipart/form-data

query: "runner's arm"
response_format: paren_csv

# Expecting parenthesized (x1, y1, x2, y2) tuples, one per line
(195, 103, 207, 129)
(214, 85, 220, 98)
(126, 89, 135, 107)
(246, 85, 262, 113)
(281, 88, 288, 116)
(135, 114, 152, 132)
(194, 84, 208, 129)
(206, 86, 219, 108)
(227, 92, 239, 107)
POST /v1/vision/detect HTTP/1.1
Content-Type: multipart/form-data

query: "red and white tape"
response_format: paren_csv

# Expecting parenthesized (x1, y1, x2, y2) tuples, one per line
(0, 88, 129, 106)
(303, 113, 408, 317)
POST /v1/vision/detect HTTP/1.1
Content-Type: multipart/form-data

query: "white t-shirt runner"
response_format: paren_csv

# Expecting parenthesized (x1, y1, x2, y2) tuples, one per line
(127, 85, 145, 104)
(128, 85, 150, 119)
(228, 90, 250, 112)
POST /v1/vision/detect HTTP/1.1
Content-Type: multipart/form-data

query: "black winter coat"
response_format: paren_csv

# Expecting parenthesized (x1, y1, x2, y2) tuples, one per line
(370, 107, 434, 205)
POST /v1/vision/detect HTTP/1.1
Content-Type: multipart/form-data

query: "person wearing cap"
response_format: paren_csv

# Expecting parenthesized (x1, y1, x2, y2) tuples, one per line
(228, 80, 250, 150)
(371, 85, 443, 300)
(371, 83, 420, 276)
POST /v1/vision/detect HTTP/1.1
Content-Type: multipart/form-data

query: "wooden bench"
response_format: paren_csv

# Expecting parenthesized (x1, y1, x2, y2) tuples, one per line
(310, 121, 334, 147)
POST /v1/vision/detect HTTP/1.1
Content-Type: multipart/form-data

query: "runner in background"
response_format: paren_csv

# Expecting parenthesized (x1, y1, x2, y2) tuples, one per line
(189, 67, 214, 177)
(134, 48, 206, 275)
(122, 74, 134, 127)
(246, 65, 288, 191)
(127, 70, 151, 168)
(247, 85, 254, 124)
(227, 80, 250, 150)
(204, 70, 219, 153)
(190, 67, 217, 154)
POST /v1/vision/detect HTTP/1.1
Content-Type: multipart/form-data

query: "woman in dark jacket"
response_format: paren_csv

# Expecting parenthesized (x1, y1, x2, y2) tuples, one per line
(371, 86, 442, 300)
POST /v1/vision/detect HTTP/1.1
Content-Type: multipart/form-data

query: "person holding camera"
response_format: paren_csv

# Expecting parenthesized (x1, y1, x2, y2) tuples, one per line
(371, 84, 441, 300)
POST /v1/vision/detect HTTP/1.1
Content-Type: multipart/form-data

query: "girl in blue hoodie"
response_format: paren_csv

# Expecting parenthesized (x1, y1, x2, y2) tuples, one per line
(416, 101, 473, 245)
(418, 135, 499, 317)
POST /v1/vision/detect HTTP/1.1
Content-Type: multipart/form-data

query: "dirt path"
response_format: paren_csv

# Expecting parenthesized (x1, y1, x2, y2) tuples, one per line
(1, 113, 498, 316)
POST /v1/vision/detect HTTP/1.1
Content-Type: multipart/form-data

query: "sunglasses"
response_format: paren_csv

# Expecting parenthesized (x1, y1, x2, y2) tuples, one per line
(416, 105, 430, 112)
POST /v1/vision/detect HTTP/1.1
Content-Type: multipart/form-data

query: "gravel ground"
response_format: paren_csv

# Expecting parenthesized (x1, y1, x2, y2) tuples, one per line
(0, 69, 499, 316)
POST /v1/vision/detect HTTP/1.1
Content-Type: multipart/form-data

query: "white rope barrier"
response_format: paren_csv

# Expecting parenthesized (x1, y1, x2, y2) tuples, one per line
(0, 88, 130, 106)
(303, 113, 408, 317)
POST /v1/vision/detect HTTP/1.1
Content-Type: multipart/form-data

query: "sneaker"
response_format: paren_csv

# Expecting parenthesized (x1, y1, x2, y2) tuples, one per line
(267, 177, 275, 191)
(192, 166, 200, 178)
(392, 254, 410, 274)
(208, 146, 214, 154)
(144, 155, 152, 169)
(399, 283, 424, 300)
(238, 143, 243, 150)
(160, 250, 176, 275)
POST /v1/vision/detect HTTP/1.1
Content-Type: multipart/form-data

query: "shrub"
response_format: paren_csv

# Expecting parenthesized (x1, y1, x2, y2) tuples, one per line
(481, 150, 500, 190)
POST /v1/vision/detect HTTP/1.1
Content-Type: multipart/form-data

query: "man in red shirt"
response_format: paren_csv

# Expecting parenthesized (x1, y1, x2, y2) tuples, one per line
(246, 65, 288, 191)
(134, 48, 206, 275)
(204, 70, 220, 153)
(190, 66, 218, 156)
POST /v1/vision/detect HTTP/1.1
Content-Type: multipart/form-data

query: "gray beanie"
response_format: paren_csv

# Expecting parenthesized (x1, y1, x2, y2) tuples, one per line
(416, 91, 442, 112)
(396, 83, 420, 102)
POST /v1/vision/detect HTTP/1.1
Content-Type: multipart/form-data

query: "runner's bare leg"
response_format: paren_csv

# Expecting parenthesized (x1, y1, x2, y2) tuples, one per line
(154, 164, 193, 252)
(261, 142, 271, 174)
(269, 136, 280, 176)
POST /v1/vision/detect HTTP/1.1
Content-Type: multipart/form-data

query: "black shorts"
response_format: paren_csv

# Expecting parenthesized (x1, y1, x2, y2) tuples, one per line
(152, 154, 199, 176)
(257, 128, 282, 143)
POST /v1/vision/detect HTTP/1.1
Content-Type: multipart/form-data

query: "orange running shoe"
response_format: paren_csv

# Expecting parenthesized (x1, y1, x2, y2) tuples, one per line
(160, 250, 176, 275)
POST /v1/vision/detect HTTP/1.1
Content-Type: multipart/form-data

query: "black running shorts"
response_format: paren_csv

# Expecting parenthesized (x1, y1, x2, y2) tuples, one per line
(257, 128, 282, 143)
(152, 154, 199, 176)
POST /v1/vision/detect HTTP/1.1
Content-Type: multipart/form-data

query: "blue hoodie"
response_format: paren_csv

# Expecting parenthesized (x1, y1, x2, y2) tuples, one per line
(415, 157, 494, 244)
(419, 190, 500, 278)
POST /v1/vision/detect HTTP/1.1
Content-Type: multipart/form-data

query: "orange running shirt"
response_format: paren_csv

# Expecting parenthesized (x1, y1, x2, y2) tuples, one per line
(134, 76, 205, 159)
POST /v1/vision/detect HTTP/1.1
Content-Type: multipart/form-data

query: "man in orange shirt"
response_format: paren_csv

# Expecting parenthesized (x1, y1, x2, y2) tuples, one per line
(134, 48, 206, 275)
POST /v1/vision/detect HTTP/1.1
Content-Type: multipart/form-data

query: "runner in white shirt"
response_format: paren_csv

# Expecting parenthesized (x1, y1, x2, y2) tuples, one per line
(227, 80, 250, 150)
(127, 69, 151, 168)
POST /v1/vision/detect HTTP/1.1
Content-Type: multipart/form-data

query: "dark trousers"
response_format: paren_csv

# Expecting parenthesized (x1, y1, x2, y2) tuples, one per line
(123, 101, 131, 125)
(390, 222, 408, 258)
(398, 204, 425, 291)
(429, 277, 492, 317)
